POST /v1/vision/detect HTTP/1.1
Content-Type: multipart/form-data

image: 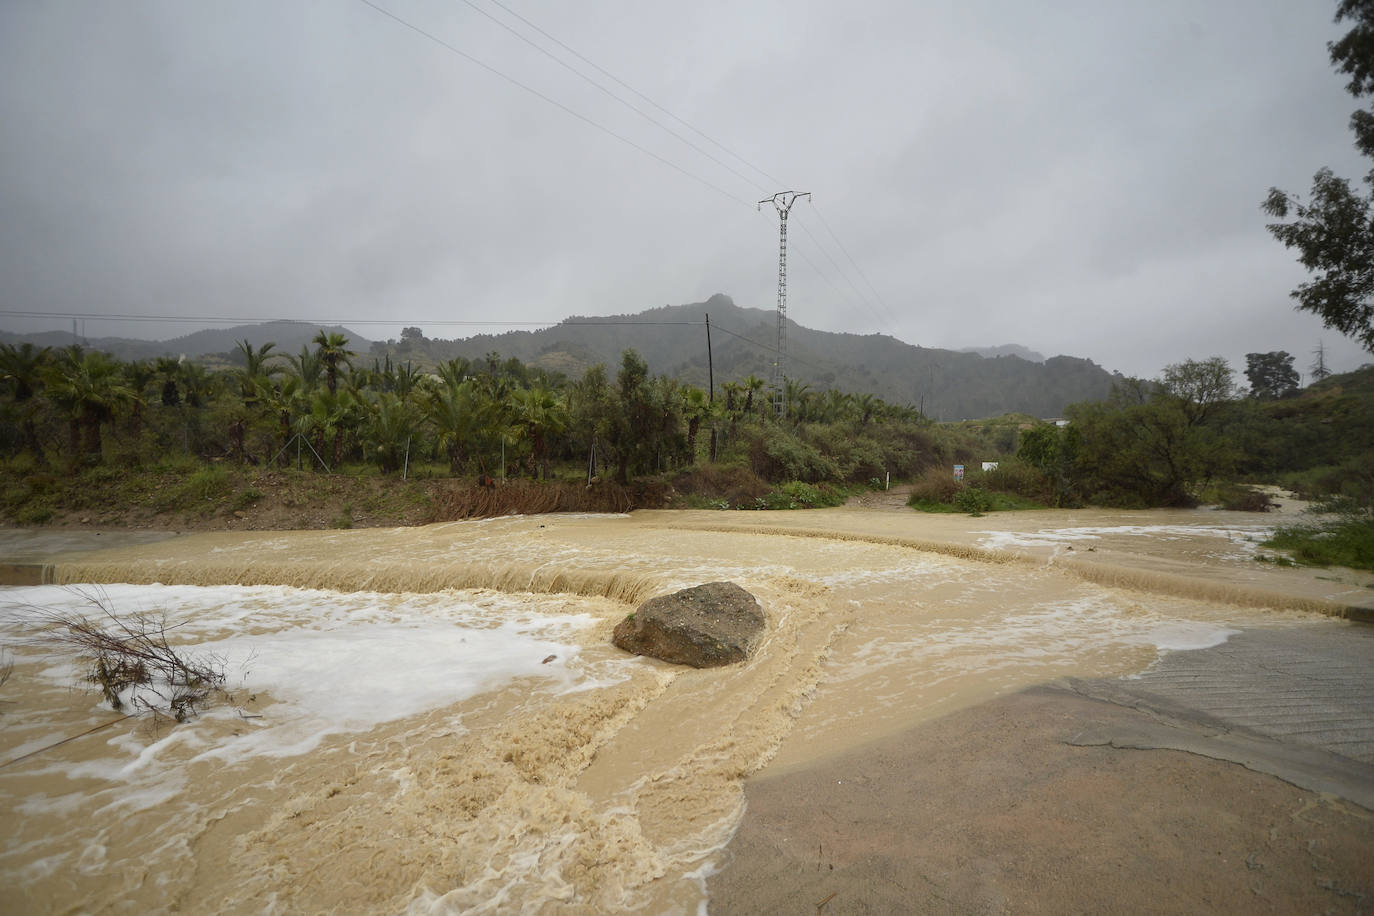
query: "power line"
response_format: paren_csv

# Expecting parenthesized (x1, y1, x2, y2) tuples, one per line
(481, 0, 786, 190)
(457, 0, 764, 194)
(356, 0, 902, 343)
(0, 309, 693, 329)
(708, 320, 835, 377)
(792, 219, 887, 328)
(2, 307, 842, 374)
(354, 0, 754, 209)
(810, 203, 901, 327)
(447, 1, 899, 335)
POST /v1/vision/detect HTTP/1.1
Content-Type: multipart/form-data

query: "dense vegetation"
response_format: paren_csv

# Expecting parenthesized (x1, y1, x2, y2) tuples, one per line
(0, 333, 1011, 523)
(3, 338, 1371, 570)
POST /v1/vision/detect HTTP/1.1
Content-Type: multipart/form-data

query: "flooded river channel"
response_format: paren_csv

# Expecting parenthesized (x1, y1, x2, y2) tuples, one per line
(1, 506, 1368, 913)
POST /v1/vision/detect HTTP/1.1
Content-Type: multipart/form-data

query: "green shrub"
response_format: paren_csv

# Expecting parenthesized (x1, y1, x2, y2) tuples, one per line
(954, 487, 993, 516)
(971, 458, 1054, 504)
(748, 427, 841, 483)
(232, 488, 265, 511)
(14, 504, 54, 525)
(753, 481, 846, 510)
(153, 465, 232, 513)
(187, 466, 232, 502)
(1264, 512, 1374, 571)
(1275, 452, 1374, 505)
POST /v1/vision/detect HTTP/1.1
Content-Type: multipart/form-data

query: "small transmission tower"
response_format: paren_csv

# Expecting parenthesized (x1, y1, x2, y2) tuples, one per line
(759, 191, 810, 415)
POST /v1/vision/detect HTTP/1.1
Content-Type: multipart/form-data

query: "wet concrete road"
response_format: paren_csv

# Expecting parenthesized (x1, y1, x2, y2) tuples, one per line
(1063, 623, 1374, 810)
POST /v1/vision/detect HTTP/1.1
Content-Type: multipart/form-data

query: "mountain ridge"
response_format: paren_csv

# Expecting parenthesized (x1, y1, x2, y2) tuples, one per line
(1, 295, 1119, 418)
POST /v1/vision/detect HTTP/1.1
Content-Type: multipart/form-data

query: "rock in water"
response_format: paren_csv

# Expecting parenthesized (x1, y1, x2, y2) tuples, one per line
(612, 581, 766, 668)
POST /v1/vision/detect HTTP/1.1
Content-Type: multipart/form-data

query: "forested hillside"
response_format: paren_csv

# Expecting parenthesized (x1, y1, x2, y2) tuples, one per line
(1, 295, 1120, 419)
(381, 295, 1119, 419)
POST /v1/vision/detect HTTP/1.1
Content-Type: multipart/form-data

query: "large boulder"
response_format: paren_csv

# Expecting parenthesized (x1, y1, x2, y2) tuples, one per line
(612, 581, 766, 668)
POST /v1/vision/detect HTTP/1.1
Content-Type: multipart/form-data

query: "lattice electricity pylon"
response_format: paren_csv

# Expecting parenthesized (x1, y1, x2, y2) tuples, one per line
(759, 191, 810, 416)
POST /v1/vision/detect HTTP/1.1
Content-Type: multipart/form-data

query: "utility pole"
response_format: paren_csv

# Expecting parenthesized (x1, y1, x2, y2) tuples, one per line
(759, 191, 810, 416)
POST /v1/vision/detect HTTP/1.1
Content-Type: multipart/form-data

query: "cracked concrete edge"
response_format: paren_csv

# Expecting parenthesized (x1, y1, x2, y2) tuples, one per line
(1040, 682, 1374, 812)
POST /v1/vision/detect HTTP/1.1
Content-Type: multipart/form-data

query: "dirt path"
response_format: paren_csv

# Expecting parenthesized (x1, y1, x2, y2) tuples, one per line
(843, 483, 913, 511)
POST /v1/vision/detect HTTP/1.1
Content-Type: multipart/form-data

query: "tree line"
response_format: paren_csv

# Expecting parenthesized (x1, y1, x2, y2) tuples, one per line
(1013, 353, 1373, 508)
(0, 331, 972, 487)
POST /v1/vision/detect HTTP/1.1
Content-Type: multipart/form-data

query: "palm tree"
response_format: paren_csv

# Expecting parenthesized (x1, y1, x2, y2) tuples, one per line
(721, 381, 740, 414)
(423, 378, 484, 473)
(155, 356, 184, 406)
(44, 349, 134, 463)
(286, 345, 323, 394)
(122, 360, 156, 439)
(818, 389, 853, 424)
(853, 392, 880, 427)
(742, 374, 767, 414)
(510, 383, 568, 479)
(392, 361, 422, 398)
(257, 375, 304, 465)
(233, 340, 281, 401)
(0, 342, 52, 458)
(308, 387, 362, 468)
(312, 331, 355, 396)
(436, 357, 471, 390)
(363, 391, 422, 474)
(682, 386, 710, 463)
(170, 360, 216, 409)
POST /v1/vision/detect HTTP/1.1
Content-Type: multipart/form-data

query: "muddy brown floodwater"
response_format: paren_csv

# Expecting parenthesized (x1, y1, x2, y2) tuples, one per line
(1, 504, 1370, 913)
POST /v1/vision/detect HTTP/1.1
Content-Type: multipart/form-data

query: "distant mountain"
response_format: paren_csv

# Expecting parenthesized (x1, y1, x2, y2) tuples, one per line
(391, 294, 1118, 419)
(0, 321, 371, 366)
(1, 296, 1120, 418)
(958, 344, 1046, 363)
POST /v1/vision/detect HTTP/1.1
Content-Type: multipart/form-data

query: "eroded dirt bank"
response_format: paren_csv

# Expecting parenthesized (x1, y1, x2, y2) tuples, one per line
(1, 506, 1370, 912)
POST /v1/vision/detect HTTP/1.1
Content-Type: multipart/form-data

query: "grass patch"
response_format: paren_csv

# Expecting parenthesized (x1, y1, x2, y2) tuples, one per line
(1263, 513, 1374, 571)
(757, 481, 846, 510)
(231, 488, 265, 511)
(153, 465, 234, 515)
(14, 504, 54, 525)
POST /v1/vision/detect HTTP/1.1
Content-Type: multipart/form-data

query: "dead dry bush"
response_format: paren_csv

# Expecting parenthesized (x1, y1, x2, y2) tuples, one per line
(431, 479, 651, 519)
(909, 466, 964, 504)
(671, 465, 771, 506)
(14, 590, 228, 723)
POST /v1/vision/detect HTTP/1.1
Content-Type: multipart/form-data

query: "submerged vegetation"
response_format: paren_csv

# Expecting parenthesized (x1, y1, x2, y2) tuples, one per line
(14, 590, 230, 723)
(1263, 500, 1374, 571)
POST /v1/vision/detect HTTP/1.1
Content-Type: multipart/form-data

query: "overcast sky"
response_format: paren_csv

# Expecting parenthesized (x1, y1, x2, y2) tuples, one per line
(1, 0, 1371, 380)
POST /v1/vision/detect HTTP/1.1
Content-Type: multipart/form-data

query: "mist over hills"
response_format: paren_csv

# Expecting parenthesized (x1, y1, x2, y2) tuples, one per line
(958, 344, 1046, 362)
(394, 295, 1120, 419)
(2, 295, 1121, 419)
(3, 320, 359, 364)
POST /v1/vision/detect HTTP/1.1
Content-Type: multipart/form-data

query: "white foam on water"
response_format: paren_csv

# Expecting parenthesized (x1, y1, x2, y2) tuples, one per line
(1130, 620, 1241, 652)
(0, 582, 624, 789)
(976, 524, 1273, 552)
